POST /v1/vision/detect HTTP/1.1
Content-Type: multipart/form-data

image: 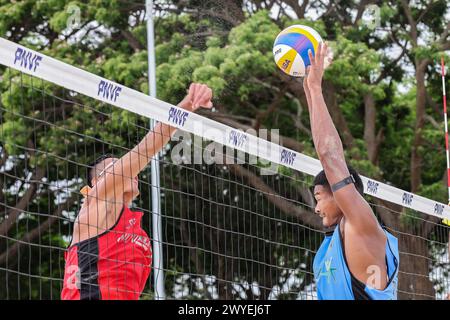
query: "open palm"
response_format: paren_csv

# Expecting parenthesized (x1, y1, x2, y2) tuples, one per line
(305, 42, 330, 90)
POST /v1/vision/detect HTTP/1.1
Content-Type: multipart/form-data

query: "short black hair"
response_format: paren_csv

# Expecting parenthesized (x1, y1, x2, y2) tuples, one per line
(313, 165, 364, 196)
(87, 153, 115, 187)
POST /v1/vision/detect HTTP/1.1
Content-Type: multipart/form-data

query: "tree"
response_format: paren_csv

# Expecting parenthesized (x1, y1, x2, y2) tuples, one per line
(0, 0, 449, 299)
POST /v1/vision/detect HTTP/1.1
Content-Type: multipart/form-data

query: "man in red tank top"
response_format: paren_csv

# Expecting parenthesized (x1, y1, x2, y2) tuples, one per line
(61, 83, 213, 300)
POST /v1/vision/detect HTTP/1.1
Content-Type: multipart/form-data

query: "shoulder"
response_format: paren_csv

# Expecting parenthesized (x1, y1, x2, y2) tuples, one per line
(342, 216, 385, 247)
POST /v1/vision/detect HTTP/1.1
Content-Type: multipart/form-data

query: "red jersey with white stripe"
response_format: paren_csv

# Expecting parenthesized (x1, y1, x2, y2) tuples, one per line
(61, 206, 152, 300)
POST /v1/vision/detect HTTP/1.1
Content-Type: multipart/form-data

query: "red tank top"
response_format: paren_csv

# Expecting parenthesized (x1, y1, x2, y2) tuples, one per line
(61, 206, 152, 300)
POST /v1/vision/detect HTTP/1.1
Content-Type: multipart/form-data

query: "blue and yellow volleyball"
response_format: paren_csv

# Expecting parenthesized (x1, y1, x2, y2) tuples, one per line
(273, 25, 329, 77)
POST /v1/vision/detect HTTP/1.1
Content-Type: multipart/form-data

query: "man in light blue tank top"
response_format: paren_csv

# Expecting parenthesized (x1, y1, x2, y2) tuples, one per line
(302, 43, 399, 300)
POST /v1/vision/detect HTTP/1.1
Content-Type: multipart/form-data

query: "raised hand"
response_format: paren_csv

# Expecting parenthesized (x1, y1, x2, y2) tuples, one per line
(305, 42, 330, 90)
(179, 83, 213, 111)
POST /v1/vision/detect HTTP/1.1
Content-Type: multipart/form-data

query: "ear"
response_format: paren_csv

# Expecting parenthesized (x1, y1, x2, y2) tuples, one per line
(80, 185, 91, 197)
(324, 185, 334, 198)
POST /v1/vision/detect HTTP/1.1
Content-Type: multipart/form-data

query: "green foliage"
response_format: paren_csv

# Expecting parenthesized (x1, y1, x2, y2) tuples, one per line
(49, 1, 85, 33)
(0, 117, 28, 155)
(155, 11, 280, 105)
(1, 0, 449, 300)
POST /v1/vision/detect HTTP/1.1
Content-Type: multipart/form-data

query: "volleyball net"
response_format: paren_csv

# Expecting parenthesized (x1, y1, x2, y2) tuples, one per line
(0, 38, 449, 300)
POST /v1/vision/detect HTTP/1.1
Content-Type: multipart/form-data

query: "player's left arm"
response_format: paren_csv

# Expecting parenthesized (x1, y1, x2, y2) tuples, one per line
(303, 43, 383, 237)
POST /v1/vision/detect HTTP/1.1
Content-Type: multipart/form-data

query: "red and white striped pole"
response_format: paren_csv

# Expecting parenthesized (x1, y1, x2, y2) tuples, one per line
(442, 56, 450, 226)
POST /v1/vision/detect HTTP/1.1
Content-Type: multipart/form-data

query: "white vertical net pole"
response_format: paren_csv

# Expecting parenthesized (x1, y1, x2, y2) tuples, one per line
(146, 0, 166, 300)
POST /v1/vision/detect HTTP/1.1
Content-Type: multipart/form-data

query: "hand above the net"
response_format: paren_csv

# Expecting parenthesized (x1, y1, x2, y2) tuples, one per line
(179, 83, 213, 111)
(305, 42, 331, 91)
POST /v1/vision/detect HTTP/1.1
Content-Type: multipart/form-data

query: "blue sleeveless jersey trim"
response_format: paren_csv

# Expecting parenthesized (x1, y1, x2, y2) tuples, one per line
(313, 225, 399, 300)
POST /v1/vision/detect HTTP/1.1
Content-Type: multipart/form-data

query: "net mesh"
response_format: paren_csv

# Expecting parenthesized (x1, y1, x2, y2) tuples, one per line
(0, 67, 449, 300)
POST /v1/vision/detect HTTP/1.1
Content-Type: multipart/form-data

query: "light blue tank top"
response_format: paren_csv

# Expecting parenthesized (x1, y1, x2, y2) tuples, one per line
(313, 224, 399, 300)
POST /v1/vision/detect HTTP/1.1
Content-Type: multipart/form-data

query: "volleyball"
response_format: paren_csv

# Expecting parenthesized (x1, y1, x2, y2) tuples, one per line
(273, 24, 331, 77)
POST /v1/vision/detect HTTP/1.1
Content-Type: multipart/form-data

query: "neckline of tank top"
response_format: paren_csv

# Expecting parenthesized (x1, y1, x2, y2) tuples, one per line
(66, 206, 143, 249)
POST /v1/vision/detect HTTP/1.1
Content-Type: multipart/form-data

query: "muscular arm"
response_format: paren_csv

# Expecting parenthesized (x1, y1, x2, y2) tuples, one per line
(86, 120, 178, 202)
(75, 102, 189, 238)
(73, 84, 212, 240)
(87, 83, 212, 204)
(304, 44, 382, 236)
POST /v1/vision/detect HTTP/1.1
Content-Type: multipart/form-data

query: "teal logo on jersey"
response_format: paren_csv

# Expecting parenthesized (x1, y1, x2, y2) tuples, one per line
(318, 257, 337, 284)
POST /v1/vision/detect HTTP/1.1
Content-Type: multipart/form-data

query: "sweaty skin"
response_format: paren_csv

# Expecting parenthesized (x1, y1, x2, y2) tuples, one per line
(303, 43, 388, 290)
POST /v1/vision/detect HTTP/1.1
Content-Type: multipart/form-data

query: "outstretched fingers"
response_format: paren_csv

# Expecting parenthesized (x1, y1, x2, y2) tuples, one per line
(309, 42, 330, 70)
(316, 42, 322, 65)
(308, 49, 315, 68)
(321, 42, 328, 67)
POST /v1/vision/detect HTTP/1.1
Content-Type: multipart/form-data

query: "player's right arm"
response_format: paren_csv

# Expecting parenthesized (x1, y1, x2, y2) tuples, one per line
(77, 83, 212, 234)
(88, 83, 212, 200)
